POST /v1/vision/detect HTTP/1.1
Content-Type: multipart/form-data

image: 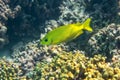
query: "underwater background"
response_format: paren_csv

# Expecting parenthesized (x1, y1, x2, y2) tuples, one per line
(0, 0, 120, 79)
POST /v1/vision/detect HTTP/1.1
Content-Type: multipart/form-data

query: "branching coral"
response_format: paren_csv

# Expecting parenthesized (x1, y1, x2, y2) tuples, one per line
(0, 0, 21, 48)
(29, 52, 120, 80)
(0, 23, 8, 48)
(87, 23, 120, 60)
(29, 52, 87, 80)
(85, 0, 118, 28)
(40, 0, 119, 52)
(0, 58, 26, 80)
(11, 41, 70, 76)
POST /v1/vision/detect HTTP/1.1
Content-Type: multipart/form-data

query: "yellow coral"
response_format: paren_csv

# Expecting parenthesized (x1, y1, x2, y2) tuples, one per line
(67, 72, 74, 78)
(33, 52, 120, 80)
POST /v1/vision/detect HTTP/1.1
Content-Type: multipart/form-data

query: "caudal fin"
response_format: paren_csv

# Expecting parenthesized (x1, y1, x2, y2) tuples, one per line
(83, 18, 93, 32)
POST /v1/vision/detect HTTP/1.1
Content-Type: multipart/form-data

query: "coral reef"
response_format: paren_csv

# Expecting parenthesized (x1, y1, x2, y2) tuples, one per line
(40, 0, 119, 52)
(4, 0, 117, 43)
(0, 0, 119, 79)
(0, 0, 118, 49)
(10, 0, 120, 76)
(87, 23, 120, 60)
(43, 0, 118, 33)
(11, 41, 43, 76)
(110, 54, 120, 68)
(0, 58, 26, 80)
(7, 0, 62, 41)
(0, 0, 20, 48)
(116, 0, 120, 17)
(29, 52, 120, 80)
(85, 0, 118, 28)
(11, 40, 71, 76)
(0, 23, 8, 48)
(42, 0, 89, 34)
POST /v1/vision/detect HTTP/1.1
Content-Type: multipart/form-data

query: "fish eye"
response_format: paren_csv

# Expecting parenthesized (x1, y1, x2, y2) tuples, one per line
(44, 38, 48, 42)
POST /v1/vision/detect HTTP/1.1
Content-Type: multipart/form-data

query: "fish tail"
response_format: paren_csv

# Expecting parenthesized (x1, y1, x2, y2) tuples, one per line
(83, 18, 93, 32)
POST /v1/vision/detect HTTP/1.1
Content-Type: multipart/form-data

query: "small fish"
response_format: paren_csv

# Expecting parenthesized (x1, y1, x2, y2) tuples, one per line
(40, 18, 93, 45)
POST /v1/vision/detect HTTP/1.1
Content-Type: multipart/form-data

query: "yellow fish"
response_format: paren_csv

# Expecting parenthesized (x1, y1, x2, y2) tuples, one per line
(40, 18, 93, 45)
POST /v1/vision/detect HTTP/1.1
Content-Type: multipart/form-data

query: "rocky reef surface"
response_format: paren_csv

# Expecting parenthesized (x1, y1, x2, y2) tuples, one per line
(0, 0, 120, 80)
(0, 0, 20, 48)
(87, 23, 120, 60)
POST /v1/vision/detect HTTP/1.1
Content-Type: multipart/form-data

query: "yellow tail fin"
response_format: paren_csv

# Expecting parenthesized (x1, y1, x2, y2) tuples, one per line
(83, 18, 93, 32)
